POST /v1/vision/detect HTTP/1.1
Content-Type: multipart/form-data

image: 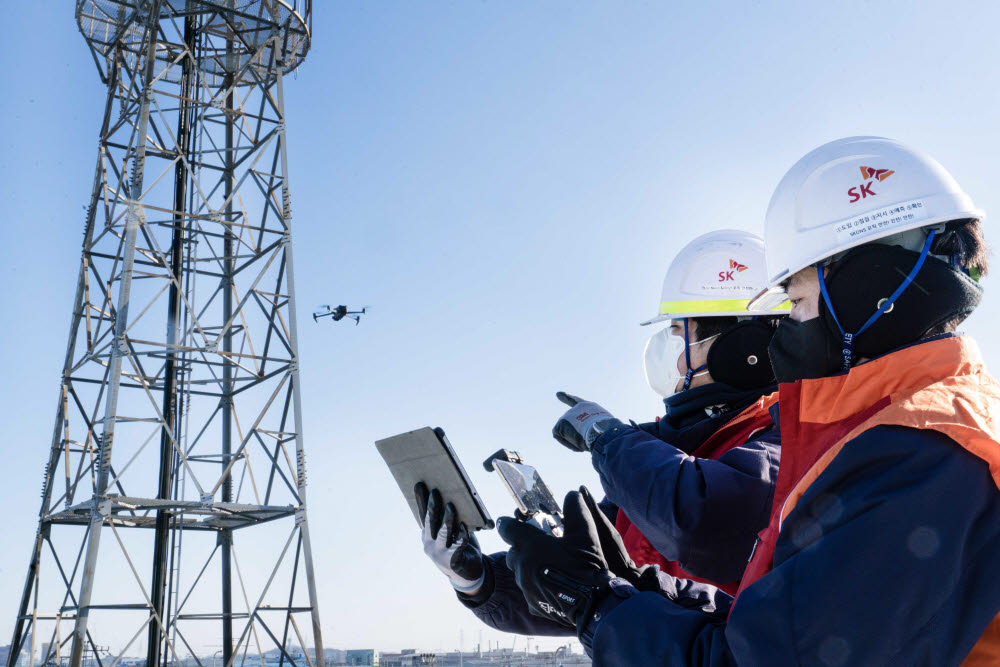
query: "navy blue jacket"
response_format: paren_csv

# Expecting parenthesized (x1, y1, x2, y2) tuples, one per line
(458, 383, 777, 635)
(592, 417, 780, 584)
(457, 419, 778, 639)
(459, 552, 731, 637)
(587, 426, 1000, 664)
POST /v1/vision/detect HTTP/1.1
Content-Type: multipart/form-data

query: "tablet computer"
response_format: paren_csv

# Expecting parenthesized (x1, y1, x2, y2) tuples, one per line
(375, 426, 494, 531)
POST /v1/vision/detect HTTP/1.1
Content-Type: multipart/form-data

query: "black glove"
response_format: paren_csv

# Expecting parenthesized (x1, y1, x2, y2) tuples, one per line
(552, 391, 619, 453)
(579, 489, 702, 600)
(415, 482, 487, 593)
(577, 486, 645, 587)
(497, 487, 613, 633)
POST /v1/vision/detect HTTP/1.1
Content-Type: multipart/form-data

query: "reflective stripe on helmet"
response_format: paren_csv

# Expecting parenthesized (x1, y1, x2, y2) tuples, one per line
(658, 298, 791, 315)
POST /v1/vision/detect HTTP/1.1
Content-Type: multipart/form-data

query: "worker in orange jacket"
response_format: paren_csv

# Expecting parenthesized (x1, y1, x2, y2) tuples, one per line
(498, 136, 1000, 665)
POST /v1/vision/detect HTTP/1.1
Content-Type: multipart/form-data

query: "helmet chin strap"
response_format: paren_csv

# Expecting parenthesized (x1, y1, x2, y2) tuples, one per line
(682, 318, 710, 390)
(818, 229, 937, 371)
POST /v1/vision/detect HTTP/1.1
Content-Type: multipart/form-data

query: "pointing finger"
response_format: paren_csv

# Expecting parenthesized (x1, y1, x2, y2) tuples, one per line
(556, 391, 581, 407)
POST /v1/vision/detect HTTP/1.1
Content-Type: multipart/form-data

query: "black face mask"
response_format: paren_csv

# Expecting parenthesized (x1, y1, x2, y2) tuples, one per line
(767, 317, 841, 384)
(770, 241, 983, 384)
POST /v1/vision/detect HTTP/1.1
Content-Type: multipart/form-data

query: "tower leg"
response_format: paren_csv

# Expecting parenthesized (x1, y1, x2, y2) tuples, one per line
(71, 5, 163, 666)
(274, 63, 326, 667)
(220, 28, 236, 667)
(7, 45, 122, 667)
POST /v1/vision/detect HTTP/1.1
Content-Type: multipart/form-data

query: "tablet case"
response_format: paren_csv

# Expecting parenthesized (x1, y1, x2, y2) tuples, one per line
(375, 426, 494, 531)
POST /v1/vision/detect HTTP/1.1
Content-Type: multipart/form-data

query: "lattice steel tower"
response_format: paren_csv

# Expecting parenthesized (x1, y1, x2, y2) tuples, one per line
(8, 4, 324, 667)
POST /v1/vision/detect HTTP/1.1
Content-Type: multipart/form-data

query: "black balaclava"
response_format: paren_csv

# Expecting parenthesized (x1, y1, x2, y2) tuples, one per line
(658, 319, 778, 446)
(768, 232, 983, 383)
(706, 320, 777, 390)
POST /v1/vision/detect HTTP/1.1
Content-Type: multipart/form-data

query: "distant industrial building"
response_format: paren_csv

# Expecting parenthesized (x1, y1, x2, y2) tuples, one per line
(378, 652, 434, 667)
(344, 650, 379, 666)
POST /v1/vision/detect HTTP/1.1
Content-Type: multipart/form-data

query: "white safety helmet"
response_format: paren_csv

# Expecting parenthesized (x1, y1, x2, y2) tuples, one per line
(640, 229, 788, 326)
(642, 230, 787, 397)
(750, 136, 983, 309)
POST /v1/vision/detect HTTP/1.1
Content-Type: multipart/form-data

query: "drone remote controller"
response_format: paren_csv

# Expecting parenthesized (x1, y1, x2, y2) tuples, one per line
(484, 449, 564, 537)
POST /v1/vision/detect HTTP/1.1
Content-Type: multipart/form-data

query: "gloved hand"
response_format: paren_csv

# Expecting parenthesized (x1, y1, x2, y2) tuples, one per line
(579, 489, 695, 599)
(497, 487, 613, 633)
(577, 486, 644, 587)
(415, 482, 486, 594)
(552, 391, 619, 453)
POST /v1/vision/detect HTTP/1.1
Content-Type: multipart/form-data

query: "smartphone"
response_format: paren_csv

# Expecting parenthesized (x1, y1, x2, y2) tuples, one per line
(484, 450, 563, 536)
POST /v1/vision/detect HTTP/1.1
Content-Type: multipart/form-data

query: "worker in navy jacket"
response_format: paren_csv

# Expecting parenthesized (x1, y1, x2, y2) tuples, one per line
(413, 231, 788, 639)
(584, 230, 787, 588)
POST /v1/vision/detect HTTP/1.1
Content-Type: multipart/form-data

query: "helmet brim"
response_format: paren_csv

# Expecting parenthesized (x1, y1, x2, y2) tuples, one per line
(640, 305, 789, 326)
(748, 286, 792, 313)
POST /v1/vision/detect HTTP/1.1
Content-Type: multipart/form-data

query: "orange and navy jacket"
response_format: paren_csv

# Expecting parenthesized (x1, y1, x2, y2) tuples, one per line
(586, 334, 1000, 665)
(607, 396, 779, 595)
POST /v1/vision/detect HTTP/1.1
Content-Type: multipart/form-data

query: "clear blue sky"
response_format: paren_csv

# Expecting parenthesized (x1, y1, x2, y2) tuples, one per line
(2, 0, 1000, 655)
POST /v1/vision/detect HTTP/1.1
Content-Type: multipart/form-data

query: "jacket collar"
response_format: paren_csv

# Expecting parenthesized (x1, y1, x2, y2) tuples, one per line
(663, 382, 772, 430)
(791, 333, 983, 426)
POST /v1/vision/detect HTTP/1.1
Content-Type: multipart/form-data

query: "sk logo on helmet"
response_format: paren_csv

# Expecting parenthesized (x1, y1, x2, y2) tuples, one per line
(718, 260, 747, 282)
(860, 166, 894, 182)
(848, 166, 895, 203)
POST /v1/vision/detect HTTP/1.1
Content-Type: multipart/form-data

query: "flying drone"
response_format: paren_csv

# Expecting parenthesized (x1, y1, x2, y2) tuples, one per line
(312, 305, 367, 325)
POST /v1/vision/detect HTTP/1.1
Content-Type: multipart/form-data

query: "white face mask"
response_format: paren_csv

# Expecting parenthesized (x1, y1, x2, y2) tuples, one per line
(643, 326, 718, 398)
